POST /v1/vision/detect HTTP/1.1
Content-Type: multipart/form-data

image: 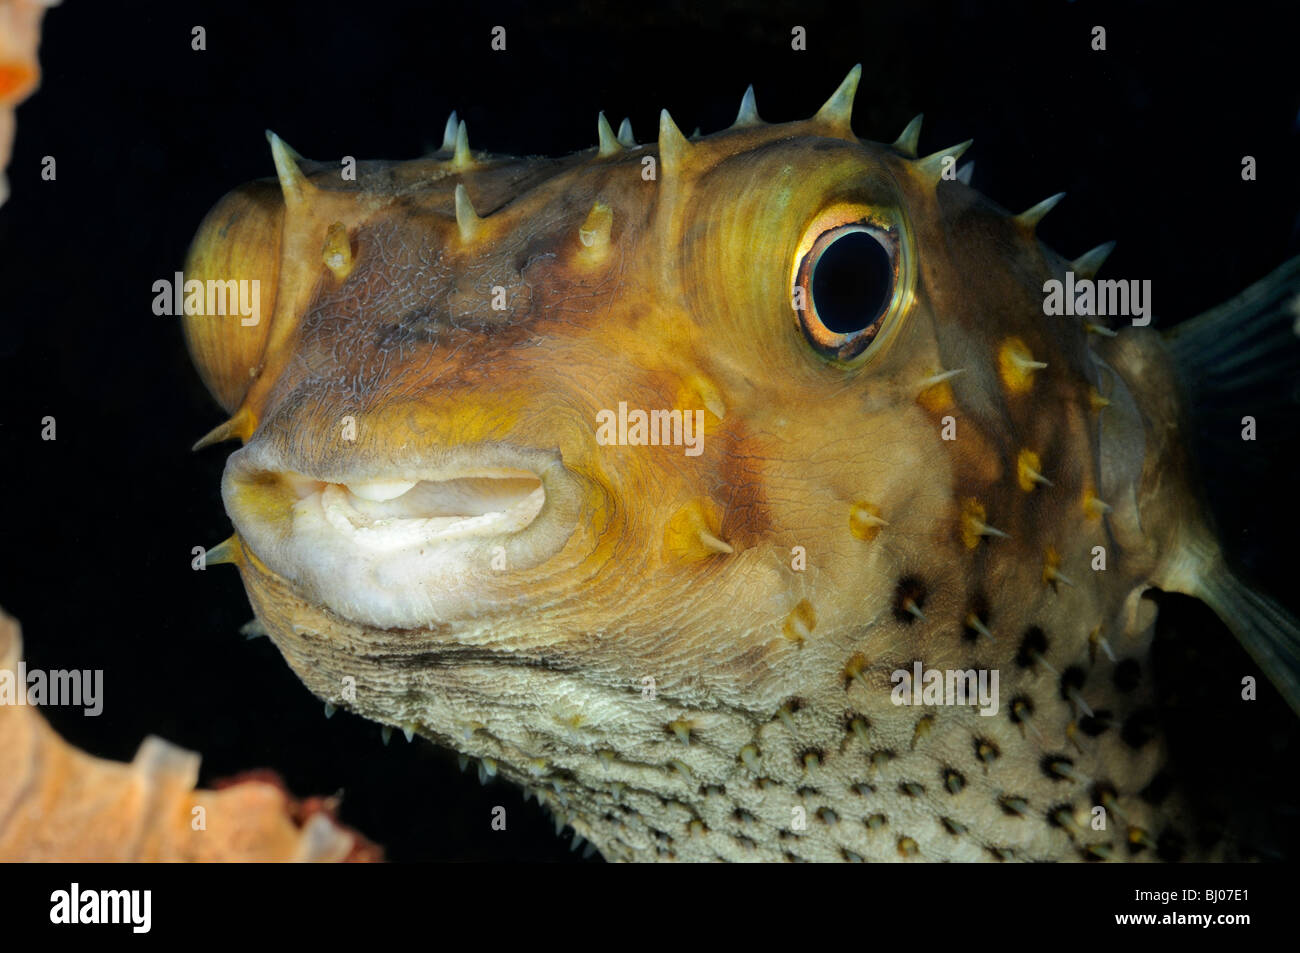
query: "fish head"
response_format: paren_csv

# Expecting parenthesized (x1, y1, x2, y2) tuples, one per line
(182, 71, 1217, 860)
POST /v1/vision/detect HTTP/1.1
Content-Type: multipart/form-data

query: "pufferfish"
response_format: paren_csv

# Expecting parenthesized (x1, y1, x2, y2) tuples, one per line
(181, 67, 1300, 862)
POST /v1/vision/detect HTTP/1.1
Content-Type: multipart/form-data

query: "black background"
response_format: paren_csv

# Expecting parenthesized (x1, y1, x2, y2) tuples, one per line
(0, 0, 1297, 862)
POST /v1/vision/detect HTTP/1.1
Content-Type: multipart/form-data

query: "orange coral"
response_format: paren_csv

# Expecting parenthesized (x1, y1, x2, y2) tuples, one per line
(0, 607, 379, 861)
(0, 0, 56, 205)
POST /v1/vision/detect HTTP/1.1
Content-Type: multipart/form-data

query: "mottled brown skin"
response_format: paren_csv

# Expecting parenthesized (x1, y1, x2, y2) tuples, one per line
(184, 77, 1246, 860)
(0, 608, 377, 861)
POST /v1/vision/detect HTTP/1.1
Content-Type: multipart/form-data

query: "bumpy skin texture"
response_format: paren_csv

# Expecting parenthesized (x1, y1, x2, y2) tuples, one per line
(0, 608, 378, 861)
(185, 76, 1246, 861)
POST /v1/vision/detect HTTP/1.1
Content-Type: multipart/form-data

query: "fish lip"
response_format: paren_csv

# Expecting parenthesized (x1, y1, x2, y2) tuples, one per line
(220, 436, 583, 630)
(225, 434, 570, 488)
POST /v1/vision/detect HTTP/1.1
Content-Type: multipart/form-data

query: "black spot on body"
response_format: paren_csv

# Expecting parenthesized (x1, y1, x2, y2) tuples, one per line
(1060, 665, 1087, 701)
(893, 576, 928, 624)
(1016, 627, 1049, 667)
(943, 768, 966, 794)
(962, 593, 991, 642)
(974, 736, 1001, 763)
(1080, 710, 1113, 736)
(1041, 755, 1074, 781)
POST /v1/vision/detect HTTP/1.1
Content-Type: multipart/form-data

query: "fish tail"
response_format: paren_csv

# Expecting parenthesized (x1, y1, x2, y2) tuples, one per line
(1157, 535, 1300, 715)
(1198, 554, 1300, 716)
(1159, 255, 1300, 716)
(1163, 254, 1300, 443)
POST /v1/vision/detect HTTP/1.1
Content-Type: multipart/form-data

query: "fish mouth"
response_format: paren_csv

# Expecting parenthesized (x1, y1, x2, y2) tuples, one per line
(296, 469, 546, 546)
(221, 440, 582, 630)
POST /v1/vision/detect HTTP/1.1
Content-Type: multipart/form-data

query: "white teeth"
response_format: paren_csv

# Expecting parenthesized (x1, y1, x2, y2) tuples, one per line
(345, 479, 418, 502)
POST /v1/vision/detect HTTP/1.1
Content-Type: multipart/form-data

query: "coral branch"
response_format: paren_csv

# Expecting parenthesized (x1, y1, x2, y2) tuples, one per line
(0, 607, 379, 861)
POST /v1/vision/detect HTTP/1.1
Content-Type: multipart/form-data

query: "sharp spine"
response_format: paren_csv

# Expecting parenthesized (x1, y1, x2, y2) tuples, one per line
(966, 613, 995, 642)
(596, 111, 619, 157)
(452, 119, 472, 169)
(617, 117, 635, 148)
(205, 535, 240, 566)
(1015, 192, 1066, 231)
(265, 130, 311, 208)
(657, 108, 690, 175)
(892, 113, 923, 157)
(918, 367, 964, 390)
(815, 63, 862, 131)
(440, 111, 458, 152)
(734, 84, 761, 127)
(192, 406, 255, 451)
(1072, 241, 1117, 279)
(698, 530, 733, 554)
(454, 184, 481, 242)
(916, 139, 974, 184)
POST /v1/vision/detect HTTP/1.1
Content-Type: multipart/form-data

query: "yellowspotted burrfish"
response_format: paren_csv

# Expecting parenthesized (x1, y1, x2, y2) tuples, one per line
(180, 67, 1300, 862)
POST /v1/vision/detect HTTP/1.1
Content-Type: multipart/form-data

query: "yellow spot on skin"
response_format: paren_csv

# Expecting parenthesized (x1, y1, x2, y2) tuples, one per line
(897, 836, 919, 857)
(1088, 387, 1111, 412)
(1016, 449, 1049, 491)
(911, 713, 934, 749)
(321, 221, 353, 280)
(843, 652, 870, 689)
(1042, 546, 1073, 587)
(668, 718, 693, 745)
(849, 500, 888, 540)
(783, 599, 816, 644)
(678, 373, 726, 421)
(997, 337, 1046, 395)
(961, 498, 985, 549)
(664, 498, 730, 562)
(577, 201, 613, 260)
(1082, 489, 1112, 521)
(960, 498, 1007, 549)
(916, 369, 958, 412)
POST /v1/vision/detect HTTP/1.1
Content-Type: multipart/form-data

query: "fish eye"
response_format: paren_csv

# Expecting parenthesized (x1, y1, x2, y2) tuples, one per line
(792, 207, 901, 362)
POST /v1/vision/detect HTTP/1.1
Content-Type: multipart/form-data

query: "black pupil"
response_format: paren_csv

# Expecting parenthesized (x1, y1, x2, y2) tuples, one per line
(811, 231, 891, 334)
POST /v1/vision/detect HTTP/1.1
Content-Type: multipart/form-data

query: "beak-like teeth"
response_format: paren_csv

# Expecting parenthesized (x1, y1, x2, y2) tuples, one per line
(345, 479, 419, 502)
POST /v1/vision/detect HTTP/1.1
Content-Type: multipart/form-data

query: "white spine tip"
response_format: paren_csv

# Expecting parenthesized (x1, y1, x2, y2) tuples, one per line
(734, 84, 761, 127)
(596, 111, 619, 157)
(441, 110, 459, 152)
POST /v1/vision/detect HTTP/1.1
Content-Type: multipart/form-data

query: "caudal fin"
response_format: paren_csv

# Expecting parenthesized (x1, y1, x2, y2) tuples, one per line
(1160, 256, 1300, 715)
(1197, 559, 1300, 715)
(1164, 254, 1300, 446)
